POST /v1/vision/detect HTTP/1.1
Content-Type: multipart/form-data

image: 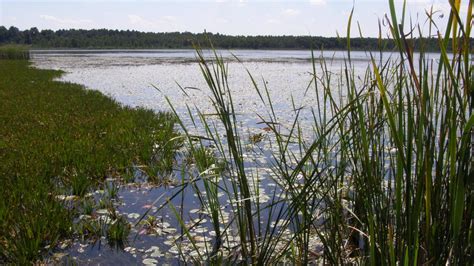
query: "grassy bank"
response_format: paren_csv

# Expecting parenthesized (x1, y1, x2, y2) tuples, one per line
(0, 60, 179, 263)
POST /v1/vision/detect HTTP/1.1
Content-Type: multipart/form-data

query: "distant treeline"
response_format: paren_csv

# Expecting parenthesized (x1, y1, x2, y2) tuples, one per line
(1, 26, 469, 51)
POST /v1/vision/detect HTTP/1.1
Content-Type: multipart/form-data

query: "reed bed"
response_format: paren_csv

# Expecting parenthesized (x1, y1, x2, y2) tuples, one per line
(0, 45, 30, 60)
(165, 0, 473, 264)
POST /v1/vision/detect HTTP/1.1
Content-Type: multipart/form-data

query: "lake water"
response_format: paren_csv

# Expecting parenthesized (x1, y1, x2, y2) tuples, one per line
(30, 49, 433, 264)
(31, 49, 388, 135)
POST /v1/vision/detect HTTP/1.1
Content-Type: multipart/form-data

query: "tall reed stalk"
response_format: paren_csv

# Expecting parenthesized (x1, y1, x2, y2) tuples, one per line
(165, 0, 472, 264)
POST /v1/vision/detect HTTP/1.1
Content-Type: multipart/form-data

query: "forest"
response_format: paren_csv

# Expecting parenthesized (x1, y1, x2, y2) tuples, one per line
(0, 26, 462, 51)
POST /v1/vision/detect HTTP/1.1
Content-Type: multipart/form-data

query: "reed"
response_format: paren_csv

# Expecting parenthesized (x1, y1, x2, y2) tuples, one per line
(0, 45, 30, 60)
(166, 0, 473, 264)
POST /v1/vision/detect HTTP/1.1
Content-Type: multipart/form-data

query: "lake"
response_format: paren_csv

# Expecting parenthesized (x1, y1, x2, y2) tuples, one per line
(30, 49, 435, 264)
(32, 49, 396, 135)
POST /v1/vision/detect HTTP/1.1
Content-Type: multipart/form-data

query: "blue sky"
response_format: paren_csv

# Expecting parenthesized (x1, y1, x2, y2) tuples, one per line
(0, 1, 469, 37)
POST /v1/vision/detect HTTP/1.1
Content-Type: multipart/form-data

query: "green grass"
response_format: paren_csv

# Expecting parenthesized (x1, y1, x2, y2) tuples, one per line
(0, 45, 30, 60)
(166, 1, 473, 264)
(0, 60, 180, 263)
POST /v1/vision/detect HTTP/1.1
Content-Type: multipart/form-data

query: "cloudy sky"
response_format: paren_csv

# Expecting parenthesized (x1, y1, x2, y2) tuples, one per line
(0, 0, 469, 37)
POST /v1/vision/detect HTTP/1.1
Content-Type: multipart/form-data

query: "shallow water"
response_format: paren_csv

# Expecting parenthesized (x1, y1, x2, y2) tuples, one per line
(30, 49, 433, 264)
(31, 49, 382, 133)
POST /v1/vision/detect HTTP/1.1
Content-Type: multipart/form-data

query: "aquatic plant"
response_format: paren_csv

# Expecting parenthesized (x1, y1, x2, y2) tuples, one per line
(107, 214, 131, 248)
(104, 180, 120, 199)
(164, 0, 473, 264)
(70, 171, 93, 197)
(0, 59, 180, 263)
(75, 215, 107, 242)
(0, 45, 30, 60)
(81, 198, 95, 216)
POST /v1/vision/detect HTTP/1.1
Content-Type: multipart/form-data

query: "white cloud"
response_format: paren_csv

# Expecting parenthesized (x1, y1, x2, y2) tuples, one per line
(162, 16, 177, 22)
(39, 15, 93, 27)
(283, 8, 300, 16)
(309, 0, 326, 6)
(128, 14, 154, 28)
(237, 0, 248, 7)
(127, 14, 181, 31)
(216, 18, 229, 24)
(265, 18, 280, 24)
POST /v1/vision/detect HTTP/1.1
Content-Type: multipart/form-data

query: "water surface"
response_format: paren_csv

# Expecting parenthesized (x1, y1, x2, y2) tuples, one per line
(30, 49, 422, 264)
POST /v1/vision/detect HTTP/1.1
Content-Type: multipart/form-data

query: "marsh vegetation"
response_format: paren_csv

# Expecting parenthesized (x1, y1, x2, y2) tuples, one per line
(0, 59, 180, 263)
(0, 45, 30, 60)
(0, 0, 472, 264)
(158, 2, 473, 264)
